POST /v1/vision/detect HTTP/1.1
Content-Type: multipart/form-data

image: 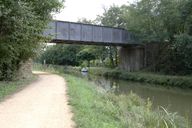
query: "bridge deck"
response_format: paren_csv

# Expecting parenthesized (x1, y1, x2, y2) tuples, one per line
(44, 20, 138, 46)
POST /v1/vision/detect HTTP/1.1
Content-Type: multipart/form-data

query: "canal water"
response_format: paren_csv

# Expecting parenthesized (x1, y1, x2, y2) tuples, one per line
(80, 72, 192, 120)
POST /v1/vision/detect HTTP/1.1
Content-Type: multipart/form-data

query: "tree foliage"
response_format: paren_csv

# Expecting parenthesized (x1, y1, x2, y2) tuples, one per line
(157, 34, 192, 75)
(97, 0, 192, 74)
(123, 0, 192, 42)
(37, 44, 109, 67)
(77, 48, 96, 67)
(98, 5, 126, 28)
(39, 44, 81, 66)
(0, 0, 63, 80)
(97, 5, 122, 67)
(77, 18, 113, 67)
(38, 0, 192, 74)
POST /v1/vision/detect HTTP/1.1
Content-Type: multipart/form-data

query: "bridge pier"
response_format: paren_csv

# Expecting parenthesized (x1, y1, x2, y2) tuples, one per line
(119, 46, 144, 71)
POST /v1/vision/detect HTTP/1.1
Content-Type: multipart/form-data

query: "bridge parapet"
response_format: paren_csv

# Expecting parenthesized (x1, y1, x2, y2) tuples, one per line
(44, 20, 138, 45)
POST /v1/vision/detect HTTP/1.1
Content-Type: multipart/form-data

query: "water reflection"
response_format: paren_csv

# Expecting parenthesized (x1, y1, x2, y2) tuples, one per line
(73, 71, 192, 120)
(87, 74, 192, 120)
(93, 77, 120, 93)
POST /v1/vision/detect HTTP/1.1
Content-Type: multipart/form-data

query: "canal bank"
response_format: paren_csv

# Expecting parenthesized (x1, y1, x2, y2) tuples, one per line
(33, 64, 192, 127)
(85, 74, 192, 121)
(88, 67, 192, 89)
(33, 64, 192, 89)
(64, 74, 191, 128)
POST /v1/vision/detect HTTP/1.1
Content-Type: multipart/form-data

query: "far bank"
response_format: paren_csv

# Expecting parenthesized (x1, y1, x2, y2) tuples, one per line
(34, 64, 192, 89)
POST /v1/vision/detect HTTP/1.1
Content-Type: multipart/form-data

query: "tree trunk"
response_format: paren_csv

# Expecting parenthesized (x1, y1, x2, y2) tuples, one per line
(109, 46, 115, 67)
(114, 46, 118, 67)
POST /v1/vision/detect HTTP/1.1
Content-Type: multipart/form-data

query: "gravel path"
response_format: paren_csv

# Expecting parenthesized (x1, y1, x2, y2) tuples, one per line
(0, 71, 75, 128)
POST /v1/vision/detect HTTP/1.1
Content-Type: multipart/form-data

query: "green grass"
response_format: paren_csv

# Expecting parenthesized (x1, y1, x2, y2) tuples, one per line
(64, 74, 191, 128)
(89, 67, 192, 89)
(65, 74, 121, 128)
(33, 64, 191, 127)
(0, 75, 37, 101)
(33, 63, 192, 89)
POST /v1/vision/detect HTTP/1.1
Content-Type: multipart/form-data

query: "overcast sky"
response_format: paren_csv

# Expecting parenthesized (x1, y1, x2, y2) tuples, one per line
(54, 0, 134, 22)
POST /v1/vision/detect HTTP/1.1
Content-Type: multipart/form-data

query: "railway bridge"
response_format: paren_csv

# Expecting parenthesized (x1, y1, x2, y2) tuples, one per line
(44, 20, 144, 71)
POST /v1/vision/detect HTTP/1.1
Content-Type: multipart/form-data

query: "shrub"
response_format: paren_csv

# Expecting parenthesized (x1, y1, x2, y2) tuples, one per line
(0, 0, 62, 80)
(157, 34, 192, 75)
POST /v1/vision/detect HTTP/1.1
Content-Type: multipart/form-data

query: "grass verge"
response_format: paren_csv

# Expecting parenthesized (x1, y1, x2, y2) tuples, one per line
(0, 75, 37, 101)
(33, 63, 192, 89)
(33, 64, 191, 127)
(64, 74, 191, 128)
(88, 67, 192, 89)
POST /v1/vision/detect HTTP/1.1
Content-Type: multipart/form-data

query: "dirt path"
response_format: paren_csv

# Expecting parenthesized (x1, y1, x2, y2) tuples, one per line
(0, 71, 75, 128)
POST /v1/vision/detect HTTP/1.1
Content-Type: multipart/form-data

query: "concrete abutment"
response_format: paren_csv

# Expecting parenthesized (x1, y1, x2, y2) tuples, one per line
(119, 46, 144, 71)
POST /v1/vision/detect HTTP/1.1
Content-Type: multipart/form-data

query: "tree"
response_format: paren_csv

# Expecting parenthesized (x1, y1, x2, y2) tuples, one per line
(77, 18, 93, 24)
(126, 0, 192, 74)
(77, 18, 109, 67)
(97, 5, 124, 67)
(98, 5, 126, 28)
(122, 0, 192, 42)
(77, 48, 96, 67)
(97, 0, 192, 74)
(157, 34, 192, 75)
(0, 0, 63, 80)
(40, 44, 81, 66)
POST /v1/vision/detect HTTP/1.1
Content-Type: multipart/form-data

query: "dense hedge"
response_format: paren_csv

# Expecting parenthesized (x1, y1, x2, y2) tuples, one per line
(156, 34, 192, 75)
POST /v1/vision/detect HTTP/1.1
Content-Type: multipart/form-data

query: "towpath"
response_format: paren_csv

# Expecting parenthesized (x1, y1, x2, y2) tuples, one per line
(0, 71, 75, 128)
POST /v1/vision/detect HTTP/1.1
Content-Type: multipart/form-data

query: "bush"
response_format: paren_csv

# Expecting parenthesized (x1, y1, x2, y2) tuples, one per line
(0, 0, 62, 80)
(157, 34, 192, 75)
(88, 67, 192, 89)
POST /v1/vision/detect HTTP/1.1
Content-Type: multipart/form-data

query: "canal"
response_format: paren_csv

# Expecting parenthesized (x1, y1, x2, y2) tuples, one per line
(80, 72, 192, 120)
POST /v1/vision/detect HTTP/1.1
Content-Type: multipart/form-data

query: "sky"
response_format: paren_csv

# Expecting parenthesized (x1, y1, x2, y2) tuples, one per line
(54, 0, 134, 22)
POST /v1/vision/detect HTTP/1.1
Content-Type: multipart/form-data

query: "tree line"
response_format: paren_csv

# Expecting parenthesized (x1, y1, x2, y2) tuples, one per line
(1, 0, 192, 81)
(40, 0, 192, 75)
(37, 44, 117, 68)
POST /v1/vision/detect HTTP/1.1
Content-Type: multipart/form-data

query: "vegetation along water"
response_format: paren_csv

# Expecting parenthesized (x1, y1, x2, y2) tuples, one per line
(1, 0, 192, 127)
(34, 64, 192, 128)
